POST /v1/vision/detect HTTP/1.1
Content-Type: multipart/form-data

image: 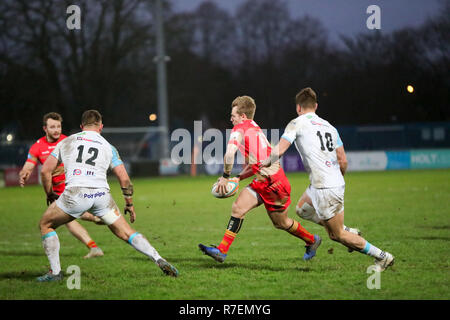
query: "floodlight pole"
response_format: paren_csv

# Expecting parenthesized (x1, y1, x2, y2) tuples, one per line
(153, 0, 170, 159)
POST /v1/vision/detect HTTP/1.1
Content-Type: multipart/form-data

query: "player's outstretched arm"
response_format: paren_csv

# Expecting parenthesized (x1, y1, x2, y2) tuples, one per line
(237, 164, 254, 181)
(112, 164, 136, 223)
(336, 146, 348, 176)
(19, 162, 36, 187)
(41, 155, 59, 205)
(261, 137, 292, 168)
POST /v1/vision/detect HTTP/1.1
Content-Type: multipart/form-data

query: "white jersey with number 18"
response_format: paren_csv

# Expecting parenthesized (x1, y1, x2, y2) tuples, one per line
(281, 112, 345, 189)
(50, 130, 123, 190)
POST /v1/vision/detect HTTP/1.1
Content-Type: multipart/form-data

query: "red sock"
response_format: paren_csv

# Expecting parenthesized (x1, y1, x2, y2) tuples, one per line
(217, 230, 237, 254)
(287, 220, 315, 245)
(87, 240, 98, 249)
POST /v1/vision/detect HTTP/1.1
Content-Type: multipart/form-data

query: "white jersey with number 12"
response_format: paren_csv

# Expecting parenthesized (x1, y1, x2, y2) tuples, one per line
(51, 131, 123, 190)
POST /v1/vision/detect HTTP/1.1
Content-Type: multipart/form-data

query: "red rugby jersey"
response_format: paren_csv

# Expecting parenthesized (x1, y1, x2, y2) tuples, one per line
(228, 119, 279, 176)
(26, 134, 67, 195)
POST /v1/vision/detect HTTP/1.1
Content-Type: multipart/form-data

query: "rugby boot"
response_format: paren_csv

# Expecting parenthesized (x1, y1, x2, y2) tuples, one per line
(303, 234, 322, 261)
(36, 270, 63, 282)
(84, 247, 104, 259)
(198, 244, 227, 263)
(157, 258, 179, 277)
(373, 252, 395, 272)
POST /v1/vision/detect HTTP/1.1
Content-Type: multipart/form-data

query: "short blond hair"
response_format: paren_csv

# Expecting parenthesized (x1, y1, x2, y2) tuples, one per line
(231, 96, 256, 119)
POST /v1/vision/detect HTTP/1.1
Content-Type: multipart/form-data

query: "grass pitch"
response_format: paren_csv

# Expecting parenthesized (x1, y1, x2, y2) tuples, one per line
(0, 169, 449, 300)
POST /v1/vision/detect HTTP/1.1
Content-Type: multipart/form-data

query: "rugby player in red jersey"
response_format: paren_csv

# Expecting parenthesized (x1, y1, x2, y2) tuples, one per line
(199, 96, 321, 262)
(19, 112, 104, 259)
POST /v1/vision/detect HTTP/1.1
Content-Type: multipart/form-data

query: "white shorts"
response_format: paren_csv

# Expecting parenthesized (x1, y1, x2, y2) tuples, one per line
(55, 187, 121, 225)
(306, 185, 345, 221)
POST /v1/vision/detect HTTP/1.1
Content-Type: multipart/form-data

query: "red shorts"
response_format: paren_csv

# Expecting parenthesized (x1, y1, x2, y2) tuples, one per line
(249, 168, 291, 212)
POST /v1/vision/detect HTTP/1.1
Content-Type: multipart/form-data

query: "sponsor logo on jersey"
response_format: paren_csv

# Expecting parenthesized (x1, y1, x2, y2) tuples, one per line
(73, 169, 82, 175)
(311, 120, 329, 127)
(325, 160, 338, 167)
(77, 137, 93, 142)
(76, 137, 102, 144)
(42, 151, 50, 154)
(83, 191, 105, 198)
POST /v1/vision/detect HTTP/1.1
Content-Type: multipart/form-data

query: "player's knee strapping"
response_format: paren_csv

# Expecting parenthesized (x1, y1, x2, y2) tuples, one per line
(296, 202, 321, 224)
(100, 208, 121, 225)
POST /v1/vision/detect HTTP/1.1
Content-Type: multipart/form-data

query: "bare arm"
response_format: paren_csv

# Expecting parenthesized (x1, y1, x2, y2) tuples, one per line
(217, 143, 239, 194)
(41, 155, 58, 196)
(19, 161, 36, 187)
(223, 143, 239, 176)
(336, 146, 348, 176)
(112, 164, 135, 223)
(237, 164, 254, 181)
(273, 138, 292, 159)
(261, 137, 292, 167)
(40, 155, 60, 205)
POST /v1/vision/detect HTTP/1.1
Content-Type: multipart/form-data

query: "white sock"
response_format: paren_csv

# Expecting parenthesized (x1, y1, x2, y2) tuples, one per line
(42, 231, 61, 274)
(344, 225, 359, 235)
(360, 241, 386, 260)
(128, 232, 162, 263)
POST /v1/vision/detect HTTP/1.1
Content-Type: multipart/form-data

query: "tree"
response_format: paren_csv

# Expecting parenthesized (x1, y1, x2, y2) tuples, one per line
(192, 1, 235, 66)
(0, 0, 157, 133)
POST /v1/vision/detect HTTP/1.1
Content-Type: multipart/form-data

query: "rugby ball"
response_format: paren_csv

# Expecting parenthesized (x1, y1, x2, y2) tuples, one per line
(211, 179, 239, 198)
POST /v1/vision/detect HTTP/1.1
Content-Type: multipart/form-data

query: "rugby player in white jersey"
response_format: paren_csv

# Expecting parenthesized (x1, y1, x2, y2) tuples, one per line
(36, 110, 178, 281)
(19, 112, 104, 259)
(262, 88, 394, 272)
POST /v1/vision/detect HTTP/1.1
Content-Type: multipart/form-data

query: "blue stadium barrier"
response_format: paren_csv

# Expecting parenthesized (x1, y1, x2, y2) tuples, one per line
(282, 149, 450, 172)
